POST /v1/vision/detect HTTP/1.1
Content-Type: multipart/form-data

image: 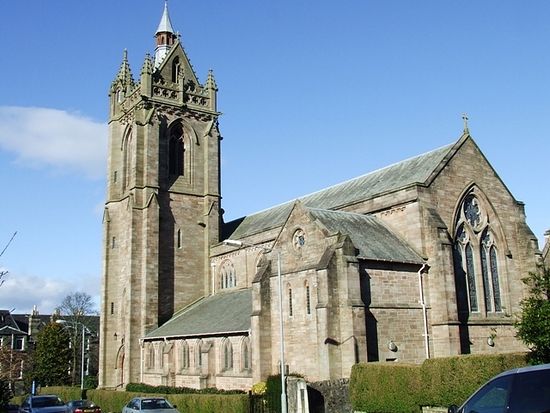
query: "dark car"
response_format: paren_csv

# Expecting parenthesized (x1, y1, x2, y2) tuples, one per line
(2, 403, 19, 413)
(66, 401, 101, 413)
(122, 398, 179, 413)
(19, 395, 68, 413)
(448, 363, 550, 413)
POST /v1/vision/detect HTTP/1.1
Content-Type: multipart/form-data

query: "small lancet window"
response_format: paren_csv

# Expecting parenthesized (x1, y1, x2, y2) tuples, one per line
(176, 228, 182, 249)
(306, 284, 311, 315)
(181, 341, 189, 370)
(223, 339, 233, 371)
(172, 57, 181, 83)
(288, 287, 293, 317)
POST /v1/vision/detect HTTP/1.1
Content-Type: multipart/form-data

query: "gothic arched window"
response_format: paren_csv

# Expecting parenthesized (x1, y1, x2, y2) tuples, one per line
(180, 340, 189, 370)
(168, 123, 184, 176)
(241, 338, 251, 371)
(305, 282, 311, 315)
(122, 128, 133, 190)
(223, 339, 233, 371)
(288, 286, 293, 317)
(220, 260, 236, 289)
(172, 57, 181, 83)
(196, 339, 203, 369)
(453, 192, 503, 315)
(147, 345, 155, 369)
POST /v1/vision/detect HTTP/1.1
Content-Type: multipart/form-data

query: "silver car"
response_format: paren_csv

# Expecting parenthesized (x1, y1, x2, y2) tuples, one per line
(122, 398, 179, 413)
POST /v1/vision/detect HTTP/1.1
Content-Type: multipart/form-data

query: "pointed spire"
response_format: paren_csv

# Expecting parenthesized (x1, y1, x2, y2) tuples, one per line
(141, 53, 153, 76)
(462, 113, 470, 135)
(156, 0, 175, 35)
(206, 69, 218, 90)
(154, 1, 177, 67)
(116, 49, 134, 87)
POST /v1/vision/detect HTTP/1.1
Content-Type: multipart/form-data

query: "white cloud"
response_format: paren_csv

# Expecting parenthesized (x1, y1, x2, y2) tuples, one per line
(0, 106, 107, 179)
(0, 271, 100, 315)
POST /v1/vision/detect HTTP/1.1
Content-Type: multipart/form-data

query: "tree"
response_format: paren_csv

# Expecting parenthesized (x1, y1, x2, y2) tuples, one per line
(57, 292, 96, 318)
(56, 292, 97, 386)
(515, 263, 550, 363)
(27, 322, 71, 387)
(0, 232, 17, 288)
(0, 343, 28, 389)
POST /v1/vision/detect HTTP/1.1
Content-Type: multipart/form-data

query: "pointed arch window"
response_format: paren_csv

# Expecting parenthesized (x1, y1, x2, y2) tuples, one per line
(122, 128, 133, 190)
(223, 339, 233, 371)
(196, 340, 203, 369)
(147, 345, 155, 369)
(242, 338, 251, 371)
(220, 260, 236, 289)
(453, 192, 503, 315)
(305, 283, 311, 315)
(172, 57, 181, 83)
(176, 228, 182, 249)
(168, 123, 184, 176)
(180, 340, 189, 370)
(288, 286, 293, 317)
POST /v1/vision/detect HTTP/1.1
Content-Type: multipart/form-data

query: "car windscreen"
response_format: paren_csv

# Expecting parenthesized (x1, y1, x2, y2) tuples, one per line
(141, 399, 172, 410)
(33, 397, 64, 408)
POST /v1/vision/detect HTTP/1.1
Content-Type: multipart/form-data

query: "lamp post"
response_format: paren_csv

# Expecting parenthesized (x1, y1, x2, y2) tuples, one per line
(56, 319, 88, 391)
(223, 239, 287, 413)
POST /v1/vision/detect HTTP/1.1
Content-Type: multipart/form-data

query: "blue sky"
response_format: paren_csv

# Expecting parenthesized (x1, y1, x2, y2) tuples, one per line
(0, 1, 548, 315)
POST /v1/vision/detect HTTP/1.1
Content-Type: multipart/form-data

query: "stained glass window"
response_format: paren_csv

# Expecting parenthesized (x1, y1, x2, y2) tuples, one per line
(465, 244, 478, 312)
(463, 195, 481, 227)
(490, 247, 502, 312)
(453, 191, 504, 316)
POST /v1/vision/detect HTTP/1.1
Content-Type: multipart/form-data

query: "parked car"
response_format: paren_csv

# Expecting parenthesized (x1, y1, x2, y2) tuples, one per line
(19, 395, 68, 413)
(448, 363, 550, 413)
(66, 400, 101, 413)
(3, 403, 19, 413)
(122, 398, 179, 413)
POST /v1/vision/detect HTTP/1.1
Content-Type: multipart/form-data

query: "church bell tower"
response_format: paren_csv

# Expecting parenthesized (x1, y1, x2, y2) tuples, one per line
(99, 2, 221, 388)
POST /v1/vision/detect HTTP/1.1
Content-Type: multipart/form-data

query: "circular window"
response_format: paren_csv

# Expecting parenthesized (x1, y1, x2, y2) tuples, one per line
(292, 229, 306, 250)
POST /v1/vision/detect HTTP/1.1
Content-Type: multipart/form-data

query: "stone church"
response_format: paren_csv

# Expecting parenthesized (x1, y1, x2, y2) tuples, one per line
(98, 4, 542, 391)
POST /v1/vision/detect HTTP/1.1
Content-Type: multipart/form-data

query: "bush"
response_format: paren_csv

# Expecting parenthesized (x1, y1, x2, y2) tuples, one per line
(0, 380, 13, 410)
(35, 387, 248, 413)
(350, 353, 529, 412)
(125, 383, 244, 395)
(420, 353, 527, 407)
(350, 363, 422, 413)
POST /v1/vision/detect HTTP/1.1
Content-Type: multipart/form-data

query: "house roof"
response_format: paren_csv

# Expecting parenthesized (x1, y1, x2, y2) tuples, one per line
(145, 288, 252, 339)
(308, 208, 425, 264)
(225, 140, 457, 240)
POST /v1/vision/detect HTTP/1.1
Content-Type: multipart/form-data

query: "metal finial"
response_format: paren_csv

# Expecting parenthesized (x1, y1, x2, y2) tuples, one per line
(462, 113, 469, 134)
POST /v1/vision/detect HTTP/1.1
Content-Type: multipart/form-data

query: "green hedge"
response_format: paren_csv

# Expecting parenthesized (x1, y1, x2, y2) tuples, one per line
(350, 353, 529, 413)
(34, 387, 248, 413)
(420, 353, 527, 407)
(351, 363, 423, 413)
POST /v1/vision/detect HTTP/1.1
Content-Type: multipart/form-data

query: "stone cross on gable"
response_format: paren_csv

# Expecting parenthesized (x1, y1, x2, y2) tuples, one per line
(462, 113, 469, 134)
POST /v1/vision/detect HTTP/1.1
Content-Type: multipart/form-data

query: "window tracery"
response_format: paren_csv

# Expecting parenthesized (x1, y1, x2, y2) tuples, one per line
(453, 191, 503, 315)
(220, 260, 236, 289)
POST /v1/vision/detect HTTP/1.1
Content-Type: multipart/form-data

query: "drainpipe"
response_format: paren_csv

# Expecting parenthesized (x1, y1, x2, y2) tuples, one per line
(418, 263, 430, 359)
(139, 339, 144, 383)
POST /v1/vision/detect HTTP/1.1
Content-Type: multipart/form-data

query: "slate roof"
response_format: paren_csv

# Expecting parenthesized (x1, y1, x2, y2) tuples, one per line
(226, 141, 456, 240)
(145, 288, 252, 339)
(308, 208, 424, 264)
